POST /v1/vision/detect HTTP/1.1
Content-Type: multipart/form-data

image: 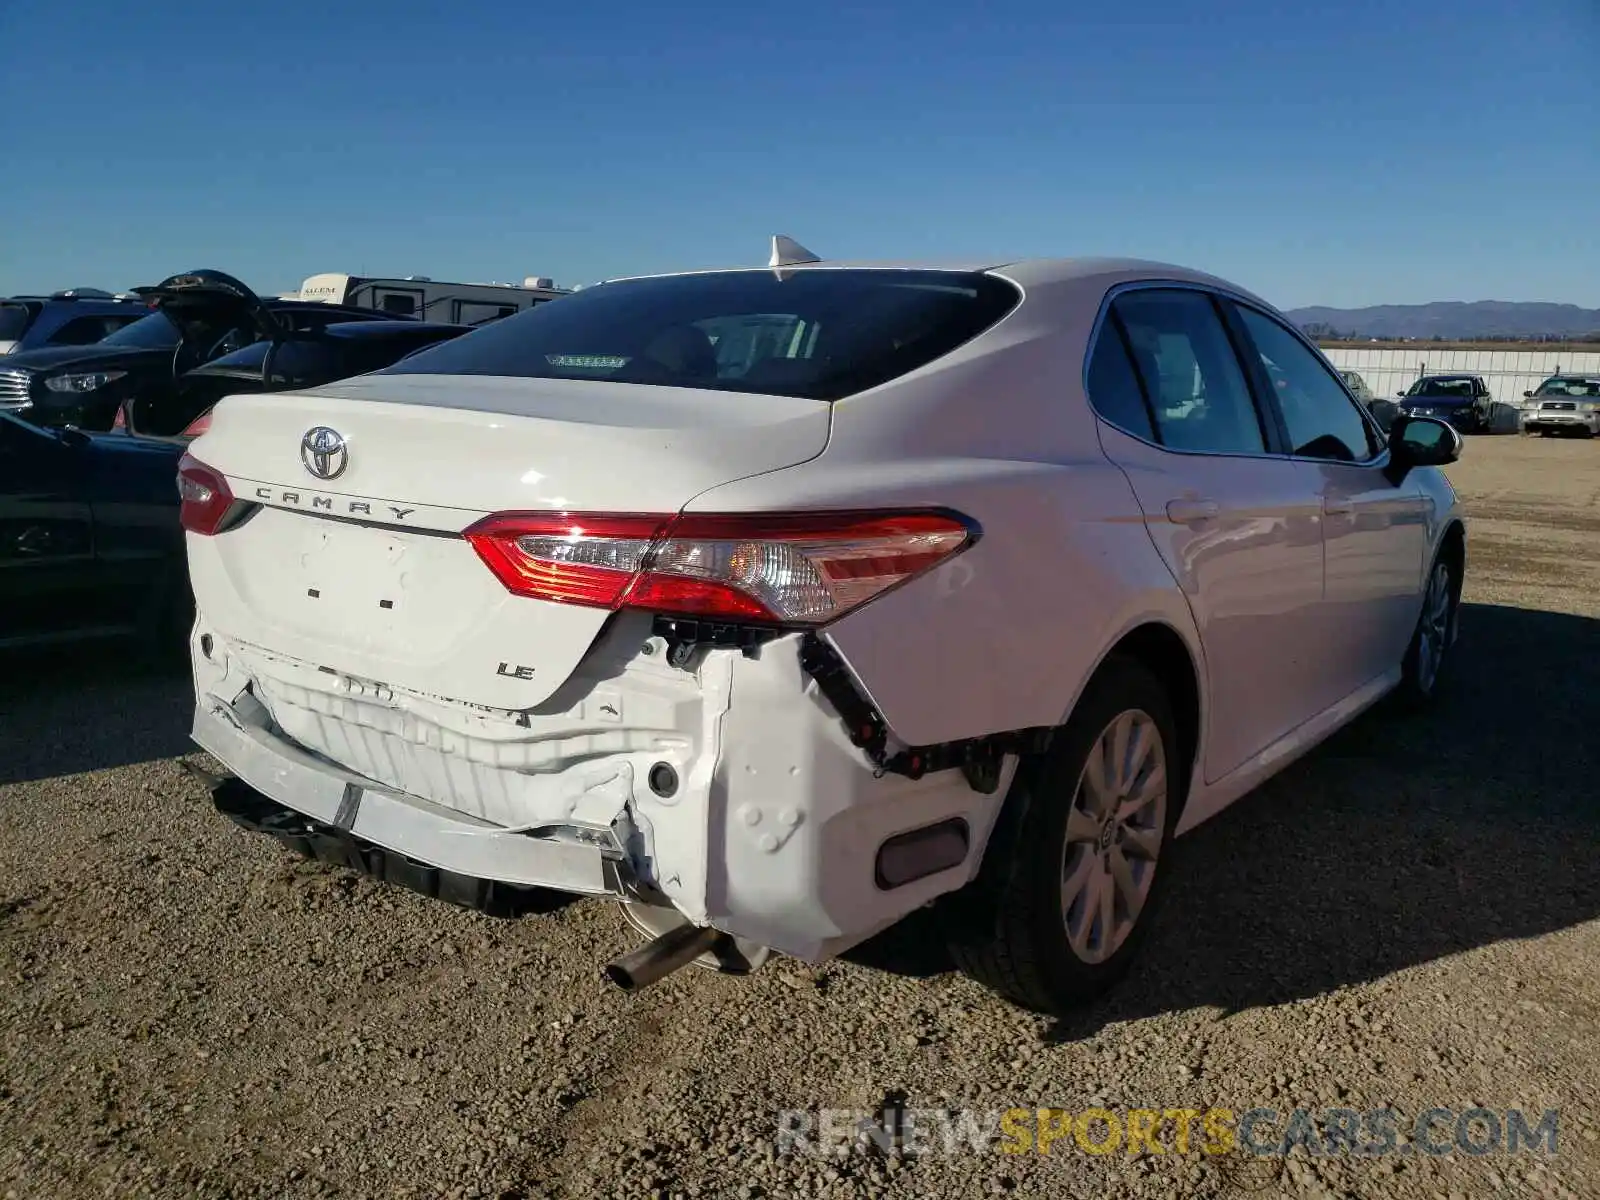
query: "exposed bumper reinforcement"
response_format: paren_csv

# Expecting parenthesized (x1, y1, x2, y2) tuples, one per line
(212, 776, 578, 918)
(193, 691, 621, 899)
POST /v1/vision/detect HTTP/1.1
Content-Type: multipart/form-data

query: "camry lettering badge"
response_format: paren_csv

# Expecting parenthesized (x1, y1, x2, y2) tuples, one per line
(301, 426, 348, 480)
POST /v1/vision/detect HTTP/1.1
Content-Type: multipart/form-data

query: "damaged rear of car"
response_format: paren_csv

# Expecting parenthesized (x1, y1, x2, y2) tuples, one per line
(183, 256, 1028, 983)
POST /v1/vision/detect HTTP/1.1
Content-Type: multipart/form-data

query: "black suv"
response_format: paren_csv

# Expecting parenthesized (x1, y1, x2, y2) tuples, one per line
(0, 270, 391, 431)
(0, 289, 150, 356)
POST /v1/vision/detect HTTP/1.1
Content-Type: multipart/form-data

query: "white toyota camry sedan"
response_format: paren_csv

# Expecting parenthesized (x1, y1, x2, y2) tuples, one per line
(177, 240, 1466, 1014)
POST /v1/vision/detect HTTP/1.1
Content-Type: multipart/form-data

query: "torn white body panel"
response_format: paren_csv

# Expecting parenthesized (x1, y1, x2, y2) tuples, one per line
(190, 611, 1012, 961)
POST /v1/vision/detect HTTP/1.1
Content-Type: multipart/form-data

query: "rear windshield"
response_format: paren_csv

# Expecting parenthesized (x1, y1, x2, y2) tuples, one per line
(101, 312, 181, 349)
(380, 269, 1021, 400)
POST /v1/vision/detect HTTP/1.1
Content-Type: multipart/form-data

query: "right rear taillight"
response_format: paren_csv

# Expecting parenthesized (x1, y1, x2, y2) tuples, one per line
(177, 453, 236, 535)
(464, 510, 976, 627)
(182, 409, 213, 437)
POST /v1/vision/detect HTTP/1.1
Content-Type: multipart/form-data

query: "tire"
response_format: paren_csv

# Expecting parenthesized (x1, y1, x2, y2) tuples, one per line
(945, 658, 1184, 1015)
(1397, 552, 1458, 706)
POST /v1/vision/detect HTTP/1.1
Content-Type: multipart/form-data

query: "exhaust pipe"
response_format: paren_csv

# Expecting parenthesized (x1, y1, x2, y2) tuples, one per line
(604, 922, 724, 992)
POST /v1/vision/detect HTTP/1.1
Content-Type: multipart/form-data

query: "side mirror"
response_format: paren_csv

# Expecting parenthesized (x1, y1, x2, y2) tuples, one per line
(1395, 391, 1407, 398)
(1388, 415, 1461, 474)
(1523, 391, 1534, 399)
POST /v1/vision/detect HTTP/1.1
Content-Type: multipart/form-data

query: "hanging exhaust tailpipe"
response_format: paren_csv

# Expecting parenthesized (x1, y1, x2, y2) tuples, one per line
(604, 922, 724, 992)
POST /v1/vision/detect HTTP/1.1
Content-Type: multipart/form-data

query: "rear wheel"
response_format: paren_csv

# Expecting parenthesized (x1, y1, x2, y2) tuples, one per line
(946, 659, 1182, 1014)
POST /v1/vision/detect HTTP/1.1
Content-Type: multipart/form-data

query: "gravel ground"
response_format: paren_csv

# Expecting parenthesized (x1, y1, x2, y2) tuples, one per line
(3, 433, 1598, 1199)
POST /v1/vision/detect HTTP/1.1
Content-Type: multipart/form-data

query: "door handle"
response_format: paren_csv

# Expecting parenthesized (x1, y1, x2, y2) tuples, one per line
(1324, 499, 1354, 518)
(1165, 498, 1220, 524)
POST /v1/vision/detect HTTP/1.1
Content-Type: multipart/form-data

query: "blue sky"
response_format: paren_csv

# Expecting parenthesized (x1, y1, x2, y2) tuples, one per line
(1, 0, 1594, 309)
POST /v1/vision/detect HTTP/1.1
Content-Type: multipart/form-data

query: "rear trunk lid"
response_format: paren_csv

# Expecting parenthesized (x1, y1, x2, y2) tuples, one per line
(186, 374, 831, 709)
(133, 269, 285, 349)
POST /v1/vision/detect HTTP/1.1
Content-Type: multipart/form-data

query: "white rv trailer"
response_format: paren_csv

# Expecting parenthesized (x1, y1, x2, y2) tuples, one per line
(291, 273, 571, 325)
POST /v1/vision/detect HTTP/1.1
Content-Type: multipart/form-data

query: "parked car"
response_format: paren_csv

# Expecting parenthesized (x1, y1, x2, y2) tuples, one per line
(179, 244, 1466, 1015)
(1339, 368, 1400, 431)
(0, 410, 188, 652)
(0, 270, 393, 432)
(124, 318, 473, 438)
(1395, 374, 1494, 433)
(0, 289, 150, 356)
(1519, 375, 1600, 438)
(1339, 369, 1374, 405)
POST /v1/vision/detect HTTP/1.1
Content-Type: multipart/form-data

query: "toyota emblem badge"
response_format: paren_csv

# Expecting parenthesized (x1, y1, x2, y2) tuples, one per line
(300, 426, 348, 480)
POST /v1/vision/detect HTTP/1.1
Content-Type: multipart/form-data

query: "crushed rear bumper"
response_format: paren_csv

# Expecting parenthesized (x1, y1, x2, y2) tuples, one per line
(192, 689, 620, 898)
(190, 618, 1016, 962)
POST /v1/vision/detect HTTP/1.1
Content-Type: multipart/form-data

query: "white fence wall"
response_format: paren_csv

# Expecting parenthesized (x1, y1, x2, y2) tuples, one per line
(1322, 347, 1600, 407)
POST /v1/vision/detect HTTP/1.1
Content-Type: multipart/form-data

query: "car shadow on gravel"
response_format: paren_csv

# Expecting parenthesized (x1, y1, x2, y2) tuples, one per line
(0, 645, 194, 786)
(850, 602, 1600, 1037)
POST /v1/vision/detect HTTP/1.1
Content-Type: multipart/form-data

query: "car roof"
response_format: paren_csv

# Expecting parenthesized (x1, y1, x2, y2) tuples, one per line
(598, 256, 1273, 307)
(2, 295, 144, 309)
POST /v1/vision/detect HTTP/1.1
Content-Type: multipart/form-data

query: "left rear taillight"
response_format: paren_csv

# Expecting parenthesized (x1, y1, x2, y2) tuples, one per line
(464, 510, 976, 627)
(177, 453, 236, 535)
(182, 408, 213, 437)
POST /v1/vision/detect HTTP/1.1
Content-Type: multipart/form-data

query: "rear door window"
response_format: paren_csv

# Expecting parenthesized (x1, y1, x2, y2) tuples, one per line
(1110, 289, 1268, 455)
(381, 269, 1021, 401)
(46, 315, 123, 345)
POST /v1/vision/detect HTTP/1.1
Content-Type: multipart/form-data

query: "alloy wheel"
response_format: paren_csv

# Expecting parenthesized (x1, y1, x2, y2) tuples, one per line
(1060, 709, 1168, 964)
(1415, 561, 1453, 694)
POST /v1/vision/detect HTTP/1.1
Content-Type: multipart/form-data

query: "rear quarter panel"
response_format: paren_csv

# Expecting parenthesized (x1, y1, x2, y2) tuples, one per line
(686, 270, 1205, 748)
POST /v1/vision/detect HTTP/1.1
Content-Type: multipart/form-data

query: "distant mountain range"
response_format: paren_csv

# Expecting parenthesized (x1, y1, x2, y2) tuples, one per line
(1284, 301, 1600, 340)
